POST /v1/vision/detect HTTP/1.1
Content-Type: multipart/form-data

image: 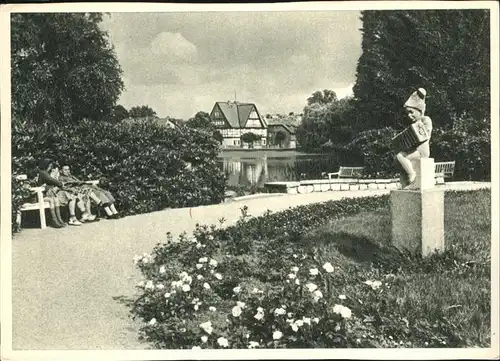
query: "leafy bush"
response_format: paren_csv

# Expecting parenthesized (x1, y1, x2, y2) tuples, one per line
(338, 127, 399, 178)
(338, 118, 491, 181)
(431, 122, 491, 181)
(12, 117, 225, 231)
(130, 195, 389, 348)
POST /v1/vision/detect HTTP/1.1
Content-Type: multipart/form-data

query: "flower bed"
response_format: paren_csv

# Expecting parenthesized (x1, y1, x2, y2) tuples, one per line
(130, 190, 491, 349)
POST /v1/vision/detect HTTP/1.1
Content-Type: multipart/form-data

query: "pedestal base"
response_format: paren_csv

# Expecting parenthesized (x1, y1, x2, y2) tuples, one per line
(390, 188, 445, 257)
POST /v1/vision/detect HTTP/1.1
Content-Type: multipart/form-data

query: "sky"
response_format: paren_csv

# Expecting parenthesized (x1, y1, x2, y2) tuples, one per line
(99, 11, 362, 120)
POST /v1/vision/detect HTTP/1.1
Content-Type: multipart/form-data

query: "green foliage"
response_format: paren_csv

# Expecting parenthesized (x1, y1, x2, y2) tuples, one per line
(307, 89, 338, 106)
(186, 111, 213, 130)
(12, 118, 226, 231)
(130, 189, 490, 348)
(297, 96, 356, 151)
(111, 105, 129, 123)
(352, 10, 490, 130)
(129, 105, 157, 119)
(240, 132, 262, 144)
(11, 13, 124, 123)
(131, 195, 388, 348)
(339, 127, 399, 178)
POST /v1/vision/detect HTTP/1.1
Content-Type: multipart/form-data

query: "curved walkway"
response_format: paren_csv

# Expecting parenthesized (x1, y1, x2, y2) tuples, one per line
(11, 182, 490, 350)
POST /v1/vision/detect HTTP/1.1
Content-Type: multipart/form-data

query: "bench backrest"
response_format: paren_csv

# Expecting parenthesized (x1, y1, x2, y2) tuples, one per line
(339, 166, 365, 178)
(435, 161, 455, 178)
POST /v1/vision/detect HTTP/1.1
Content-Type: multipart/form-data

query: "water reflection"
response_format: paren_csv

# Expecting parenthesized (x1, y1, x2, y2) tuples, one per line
(220, 153, 340, 188)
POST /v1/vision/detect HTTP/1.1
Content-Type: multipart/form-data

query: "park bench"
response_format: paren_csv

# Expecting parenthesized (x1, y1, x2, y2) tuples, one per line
(15, 174, 99, 229)
(326, 166, 365, 180)
(435, 161, 455, 180)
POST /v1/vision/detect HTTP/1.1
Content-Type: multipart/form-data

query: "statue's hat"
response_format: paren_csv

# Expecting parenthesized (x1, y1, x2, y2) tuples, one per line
(404, 88, 426, 114)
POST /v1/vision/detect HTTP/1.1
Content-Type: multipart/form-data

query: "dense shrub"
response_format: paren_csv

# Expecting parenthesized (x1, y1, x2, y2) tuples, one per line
(431, 122, 491, 181)
(337, 119, 491, 181)
(337, 127, 399, 178)
(12, 117, 225, 230)
(130, 195, 389, 349)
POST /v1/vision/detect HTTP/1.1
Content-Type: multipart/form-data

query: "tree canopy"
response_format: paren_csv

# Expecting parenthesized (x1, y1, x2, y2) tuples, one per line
(352, 10, 490, 130)
(129, 105, 157, 119)
(186, 111, 213, 129)
(11, 13, 124, 123)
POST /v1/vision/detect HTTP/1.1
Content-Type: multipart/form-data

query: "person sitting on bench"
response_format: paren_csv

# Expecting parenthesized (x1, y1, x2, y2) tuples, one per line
(56, 165, 101, 222)
(59, 165, 121, 219)
(37, 159, 83, 226)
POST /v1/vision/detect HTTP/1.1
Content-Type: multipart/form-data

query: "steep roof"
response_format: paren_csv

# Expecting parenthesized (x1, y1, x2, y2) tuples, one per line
(214, 101, 265, 128)
(268, 122, 297, 135)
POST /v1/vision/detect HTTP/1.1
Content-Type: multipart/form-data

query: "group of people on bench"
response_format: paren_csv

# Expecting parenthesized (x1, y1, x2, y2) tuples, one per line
(37, 158, 121, 228)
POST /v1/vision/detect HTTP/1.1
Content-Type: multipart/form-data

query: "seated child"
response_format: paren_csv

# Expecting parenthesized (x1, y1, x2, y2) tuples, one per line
(395, 88, 433, 189)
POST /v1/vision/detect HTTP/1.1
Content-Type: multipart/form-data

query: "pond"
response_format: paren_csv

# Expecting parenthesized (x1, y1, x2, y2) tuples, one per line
(218, 150, 342, 188)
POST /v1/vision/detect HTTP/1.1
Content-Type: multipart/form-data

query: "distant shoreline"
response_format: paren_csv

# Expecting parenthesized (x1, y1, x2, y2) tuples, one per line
(218, 148, 326, 158)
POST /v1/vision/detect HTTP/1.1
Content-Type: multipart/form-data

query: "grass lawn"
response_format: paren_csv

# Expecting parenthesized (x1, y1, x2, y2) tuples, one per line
(133, 189, 491, 348)
(303, 189, 491, 347)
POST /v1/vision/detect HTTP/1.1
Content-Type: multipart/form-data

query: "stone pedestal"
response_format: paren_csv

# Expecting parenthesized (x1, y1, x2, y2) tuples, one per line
(411, 158, 435, 190)
(390, 188, 445, 257)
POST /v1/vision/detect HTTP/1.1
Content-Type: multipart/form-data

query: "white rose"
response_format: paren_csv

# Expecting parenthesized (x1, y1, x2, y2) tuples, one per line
(272, 330, 283, 340)
(302, 317, 311, 325)
(312, 290, 323, 301)
(196, 263, 203, 269)
(203, 282, 211, 290)
(182, 284, 191, 292)
(232, 306, 242, 317)
(148, 318, 157, 325)
(322, 262, 334, 273)
(309, 268, 319, 276)
(199, 321, 213, 334)
(291, 266, 299, 273)
(274, 308, 286, 316)
(156, 284, 165, 290)
(201, 336, 208, 343)
(199, 257, 208, 263)
(305, 283, 318, 292)
(291, 324, 299, 332)
(217, 337, 229, 348)
(164, 292, 171, 298)
(214, 273, 223, 280)
(248, 341, 259, 348)
(209, 306, 217, 312)
(287, 273, 296, 279)
(233, 286, 241, 294)
(338, 294, 347, 300)
(209, 259, 218, 267)
(236, 301, 246, 309)
(159, 265, 166, 274)
(197, 274, 204, 280)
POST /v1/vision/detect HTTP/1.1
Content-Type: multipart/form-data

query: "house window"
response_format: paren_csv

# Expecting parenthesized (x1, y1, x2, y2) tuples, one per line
(234, 140, 240, 146)
(262, 139, 266, 145)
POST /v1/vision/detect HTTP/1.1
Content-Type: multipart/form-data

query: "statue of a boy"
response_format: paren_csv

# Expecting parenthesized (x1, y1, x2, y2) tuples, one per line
(395, 88, 433, 189)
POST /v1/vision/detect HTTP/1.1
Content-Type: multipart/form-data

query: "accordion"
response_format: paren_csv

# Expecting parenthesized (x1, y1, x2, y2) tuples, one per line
(392, 120, 429, 151)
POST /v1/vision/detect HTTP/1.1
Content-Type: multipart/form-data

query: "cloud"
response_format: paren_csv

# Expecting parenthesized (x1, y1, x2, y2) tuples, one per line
(150, 32, 197, 60)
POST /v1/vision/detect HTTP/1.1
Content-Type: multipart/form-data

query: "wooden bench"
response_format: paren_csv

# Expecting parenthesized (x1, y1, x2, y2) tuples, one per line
(326, 166, 364, 180)
(15, 174, 99, 229)
(435, 161, 455, 180)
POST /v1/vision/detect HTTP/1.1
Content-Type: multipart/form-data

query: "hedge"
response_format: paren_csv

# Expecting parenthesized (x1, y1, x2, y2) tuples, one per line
(12, 118, 226, 232)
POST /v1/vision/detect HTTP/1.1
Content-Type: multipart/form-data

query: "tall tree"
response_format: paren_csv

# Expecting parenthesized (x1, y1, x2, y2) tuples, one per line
(129, 105, 157, 118)
(11, 13, 124, 123)
(353, 10, 490, 130)
(307, 89, 338, 106)
(186, 111, 213, 129)
(112, 104, 129, 122)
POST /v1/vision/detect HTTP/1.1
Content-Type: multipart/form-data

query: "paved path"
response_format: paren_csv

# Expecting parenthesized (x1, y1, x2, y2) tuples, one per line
(11, 182, 490, 350)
